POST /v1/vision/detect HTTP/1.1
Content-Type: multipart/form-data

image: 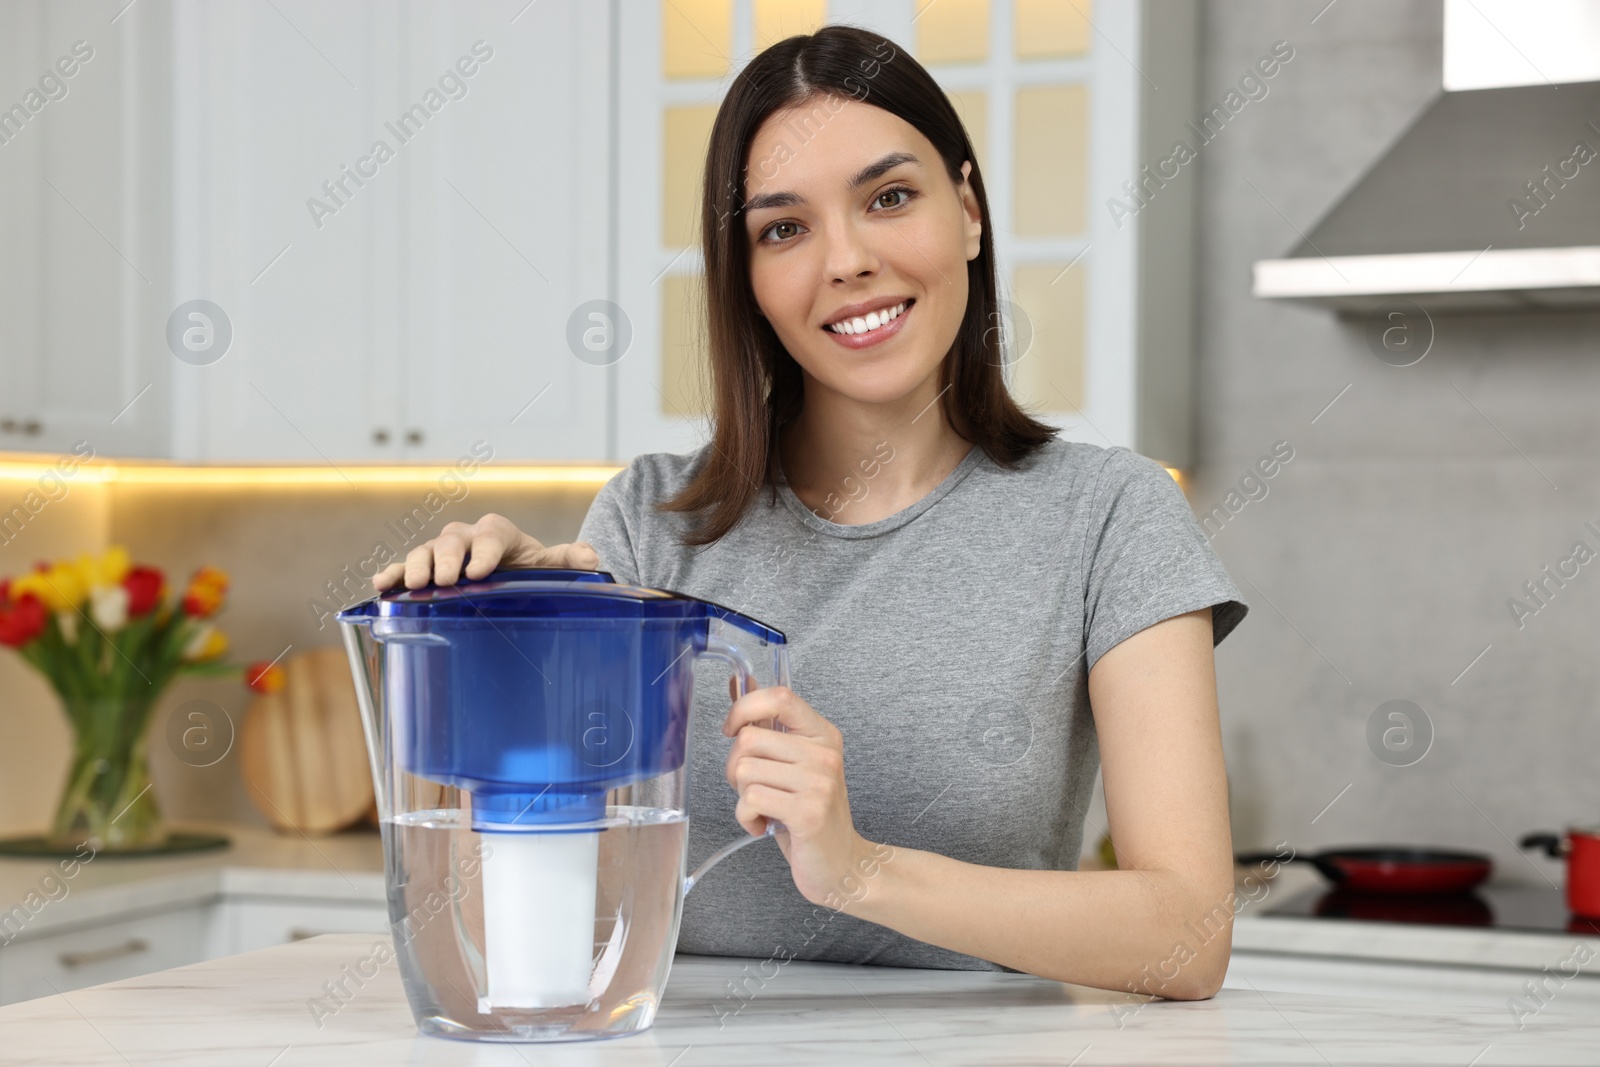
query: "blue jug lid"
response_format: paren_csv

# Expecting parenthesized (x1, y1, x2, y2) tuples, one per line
(336, 567, 785, 644)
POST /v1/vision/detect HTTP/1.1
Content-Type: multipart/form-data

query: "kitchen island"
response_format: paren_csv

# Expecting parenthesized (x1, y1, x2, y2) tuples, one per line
(2, 932, 1596, 1065)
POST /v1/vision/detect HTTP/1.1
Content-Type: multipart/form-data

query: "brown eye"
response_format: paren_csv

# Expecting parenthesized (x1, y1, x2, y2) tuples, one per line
(761, 220, 802, 243)
(875, 188, 912, 210)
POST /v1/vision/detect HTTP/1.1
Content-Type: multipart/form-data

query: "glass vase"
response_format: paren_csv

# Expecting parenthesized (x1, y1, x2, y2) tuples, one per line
(48, 694, 168, 851)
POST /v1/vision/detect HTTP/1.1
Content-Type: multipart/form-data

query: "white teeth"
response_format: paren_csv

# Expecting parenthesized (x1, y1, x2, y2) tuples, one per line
(827, 301, 908, 335)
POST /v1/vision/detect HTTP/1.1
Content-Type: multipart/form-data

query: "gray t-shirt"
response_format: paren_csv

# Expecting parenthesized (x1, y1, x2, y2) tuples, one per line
(576, 437, 1247, 971)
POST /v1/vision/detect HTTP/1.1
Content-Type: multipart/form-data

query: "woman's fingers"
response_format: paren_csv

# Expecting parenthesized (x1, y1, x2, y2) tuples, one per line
(526, 539, 601, 570)
(402, 541, 440, 590)
(432, 522, 488, 585)
(371, 560, 405, 591)
(727, 753, 809, 794)
(722, 686, 838, 743)
(368, 514, 592, 592)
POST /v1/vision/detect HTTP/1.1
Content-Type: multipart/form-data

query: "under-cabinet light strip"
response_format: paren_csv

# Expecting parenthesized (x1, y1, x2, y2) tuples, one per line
(0, 457, 622, 487)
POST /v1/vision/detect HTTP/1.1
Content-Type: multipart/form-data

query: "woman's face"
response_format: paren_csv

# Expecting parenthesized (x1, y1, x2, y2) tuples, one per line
(742, 96, 983, 408)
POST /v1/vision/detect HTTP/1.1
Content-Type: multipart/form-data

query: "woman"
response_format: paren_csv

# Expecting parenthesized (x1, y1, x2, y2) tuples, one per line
(374, 25, 1247, 1000)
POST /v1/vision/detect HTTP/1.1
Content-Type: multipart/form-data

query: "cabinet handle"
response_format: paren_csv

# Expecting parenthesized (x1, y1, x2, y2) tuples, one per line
(405, 428, 424, 445)
(372, 428, 390, 445)
(0, 418, 14, 433)
(22, 420, 41, 436)
(58, 938, 150, 968)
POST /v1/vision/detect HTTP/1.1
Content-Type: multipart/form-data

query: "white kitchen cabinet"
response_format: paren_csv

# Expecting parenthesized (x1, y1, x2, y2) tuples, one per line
(0, 3, 171, 459)
(170, 1, 611, 464)
(0, 894, 389, 1006)
(0, 905, 209, 1005)
(208, 898, 390, 957)
(1, 1, 611, 465)
(389, 2, 612, 464)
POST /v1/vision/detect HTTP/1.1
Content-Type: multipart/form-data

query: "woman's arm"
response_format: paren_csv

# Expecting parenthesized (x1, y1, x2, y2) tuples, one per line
(838, 607, 1236, 998)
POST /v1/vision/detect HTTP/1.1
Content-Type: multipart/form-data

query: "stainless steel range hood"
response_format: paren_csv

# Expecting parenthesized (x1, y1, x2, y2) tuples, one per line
(1254, 1, 1600, 313)
(1254, 82, 1600, 312)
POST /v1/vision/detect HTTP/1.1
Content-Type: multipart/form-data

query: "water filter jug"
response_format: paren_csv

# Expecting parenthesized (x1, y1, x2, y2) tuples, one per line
(337, 568, 790, 1042)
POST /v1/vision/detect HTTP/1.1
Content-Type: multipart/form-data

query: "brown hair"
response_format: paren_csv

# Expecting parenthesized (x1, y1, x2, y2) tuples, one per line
(659, 24, 1056, 546)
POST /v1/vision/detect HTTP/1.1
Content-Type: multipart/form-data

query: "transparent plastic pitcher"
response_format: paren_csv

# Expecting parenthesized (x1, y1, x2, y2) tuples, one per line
(336, 568, 790, 1042)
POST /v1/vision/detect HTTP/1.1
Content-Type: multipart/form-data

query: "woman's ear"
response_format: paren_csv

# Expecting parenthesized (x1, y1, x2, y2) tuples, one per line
(959, 160, 982, 261)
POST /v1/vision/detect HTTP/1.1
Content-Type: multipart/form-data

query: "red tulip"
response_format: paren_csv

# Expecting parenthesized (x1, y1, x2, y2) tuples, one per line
(182, 566, 228, 618)
(0, 593, 47, 647)
(245, 661, 286, 694)
(122, 567, 165, 617)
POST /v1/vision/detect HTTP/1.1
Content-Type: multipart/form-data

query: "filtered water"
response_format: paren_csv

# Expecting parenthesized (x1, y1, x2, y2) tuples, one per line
(383, 805, 689, 1041)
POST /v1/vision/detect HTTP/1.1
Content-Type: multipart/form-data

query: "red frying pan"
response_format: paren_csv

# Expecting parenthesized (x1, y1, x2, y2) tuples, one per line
(1236, 846, 1493, 894)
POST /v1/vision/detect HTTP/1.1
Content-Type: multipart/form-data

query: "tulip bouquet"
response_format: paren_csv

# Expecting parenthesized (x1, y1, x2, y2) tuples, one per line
(0, 547, 286, 852)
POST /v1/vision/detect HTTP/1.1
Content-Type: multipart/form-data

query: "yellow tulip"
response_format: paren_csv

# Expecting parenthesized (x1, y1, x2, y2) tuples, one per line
(201, 628, 229, 659)
(76, 546, 132, 590)
(48, 564, 87, 611)
(10, 565, 86, 613)
(182, 624, 229, 661)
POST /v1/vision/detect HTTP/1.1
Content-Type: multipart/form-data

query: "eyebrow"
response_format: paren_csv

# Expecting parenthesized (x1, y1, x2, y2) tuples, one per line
(743, 151, 922, 214)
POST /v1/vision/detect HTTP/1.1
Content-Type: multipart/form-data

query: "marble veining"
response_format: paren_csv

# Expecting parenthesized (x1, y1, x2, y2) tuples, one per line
(1, 934, 1596, 1065)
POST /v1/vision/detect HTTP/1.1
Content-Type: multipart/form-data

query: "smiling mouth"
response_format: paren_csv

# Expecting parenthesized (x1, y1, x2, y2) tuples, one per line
(823, 300, 913, 336)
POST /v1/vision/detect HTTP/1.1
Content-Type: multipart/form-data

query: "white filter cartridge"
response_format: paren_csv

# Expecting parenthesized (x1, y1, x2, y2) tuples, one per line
(480, 829, 601, 1009)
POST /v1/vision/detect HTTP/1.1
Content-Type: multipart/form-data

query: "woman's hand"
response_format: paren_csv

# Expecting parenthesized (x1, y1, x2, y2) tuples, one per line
(371, 513, 599, 591)
(723, 684, 889, 911)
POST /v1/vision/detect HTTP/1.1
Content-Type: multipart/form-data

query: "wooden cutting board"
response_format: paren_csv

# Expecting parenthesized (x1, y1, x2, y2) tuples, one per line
(240, 647, 375, 835)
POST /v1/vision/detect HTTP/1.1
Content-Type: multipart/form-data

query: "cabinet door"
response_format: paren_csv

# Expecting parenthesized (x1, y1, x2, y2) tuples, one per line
(174, 1, 401, 462)
(0, 906, 209, 1006)
(174, 2, 610, 464)
(212, 898, 389, 957)
(394, 2, 611, 463)
(0, 3, 170, 458)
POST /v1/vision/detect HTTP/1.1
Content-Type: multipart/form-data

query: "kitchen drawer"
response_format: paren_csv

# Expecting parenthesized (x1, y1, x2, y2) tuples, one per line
(0, 907, 210, 1005)
(213, 899, 390, 957)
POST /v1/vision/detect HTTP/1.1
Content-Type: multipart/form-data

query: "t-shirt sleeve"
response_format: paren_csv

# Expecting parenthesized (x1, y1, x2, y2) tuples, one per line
(1081, 448, 1249, 672)
(576, 463, 643, 587)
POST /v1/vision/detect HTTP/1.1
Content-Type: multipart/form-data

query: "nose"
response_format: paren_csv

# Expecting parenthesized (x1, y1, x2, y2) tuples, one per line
(822, 216, 880, 284)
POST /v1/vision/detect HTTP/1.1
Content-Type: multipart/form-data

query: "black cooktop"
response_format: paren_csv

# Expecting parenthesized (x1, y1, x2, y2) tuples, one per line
(1263, 884, 1600, 936)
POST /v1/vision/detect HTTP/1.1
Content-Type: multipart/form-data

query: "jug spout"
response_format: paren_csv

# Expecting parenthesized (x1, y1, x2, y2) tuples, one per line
(337, 617, 387, 818)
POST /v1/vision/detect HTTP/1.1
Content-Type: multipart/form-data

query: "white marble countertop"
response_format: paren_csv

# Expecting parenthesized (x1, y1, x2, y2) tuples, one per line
(6, 825, 1599, 977)
(1230, 864, 1600, 972)
(2, 933, 1597, 1065)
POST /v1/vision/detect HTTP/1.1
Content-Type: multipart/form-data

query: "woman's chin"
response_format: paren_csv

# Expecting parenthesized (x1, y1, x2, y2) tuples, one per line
(809, 363, 944, 409)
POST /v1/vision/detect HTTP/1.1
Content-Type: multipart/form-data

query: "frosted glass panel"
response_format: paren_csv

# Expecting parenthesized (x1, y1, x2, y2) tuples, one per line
(754, 0, 828, 46)
(1015, 0, 1092, 58)
(946, 89, 988, 169)
(662, 105, 719, 248)
(661, 272, 711, 417)
(1013, 84, 1088, 235)
(663, 0, 733, 79)
(1009, 262, 1085, 413)
(915, 0, 988, 64)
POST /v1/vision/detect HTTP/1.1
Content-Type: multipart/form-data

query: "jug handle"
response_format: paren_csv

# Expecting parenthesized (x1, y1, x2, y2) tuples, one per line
(683, 634, 784, 896)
